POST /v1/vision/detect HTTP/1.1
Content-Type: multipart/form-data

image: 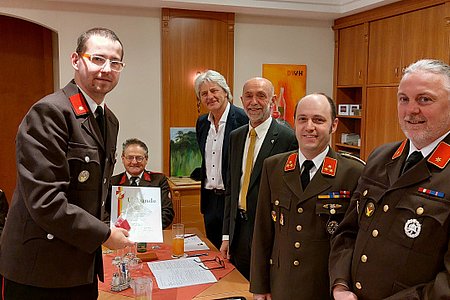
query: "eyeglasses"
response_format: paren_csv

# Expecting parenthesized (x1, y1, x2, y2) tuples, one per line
(194, 256, 225, 270)
(124, 155, 146, 163)
(81, 53, 125, 72)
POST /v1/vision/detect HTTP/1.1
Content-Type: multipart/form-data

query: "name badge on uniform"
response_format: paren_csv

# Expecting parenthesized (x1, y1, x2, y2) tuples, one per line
(404, 218, 421, 238)
(78, 170, 90, 182)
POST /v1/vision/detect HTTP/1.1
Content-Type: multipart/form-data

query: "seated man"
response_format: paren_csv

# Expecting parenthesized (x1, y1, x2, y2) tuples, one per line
(110, 138, 174, 229)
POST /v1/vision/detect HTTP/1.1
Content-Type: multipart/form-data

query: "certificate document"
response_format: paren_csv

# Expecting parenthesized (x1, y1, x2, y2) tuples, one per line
(110, 186, 163, 243)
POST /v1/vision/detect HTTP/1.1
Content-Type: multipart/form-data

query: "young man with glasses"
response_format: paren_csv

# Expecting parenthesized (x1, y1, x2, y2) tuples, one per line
(0, 27, 134, 299)
(110, 138, 174, 229)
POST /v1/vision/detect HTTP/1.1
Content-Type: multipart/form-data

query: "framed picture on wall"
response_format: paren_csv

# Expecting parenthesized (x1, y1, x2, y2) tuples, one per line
(169, 127, 201, 178)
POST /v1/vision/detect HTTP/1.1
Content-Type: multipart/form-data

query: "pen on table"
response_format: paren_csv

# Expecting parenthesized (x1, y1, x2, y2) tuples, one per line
(184, 233, 197, 238)
(187, 253, 208, 258)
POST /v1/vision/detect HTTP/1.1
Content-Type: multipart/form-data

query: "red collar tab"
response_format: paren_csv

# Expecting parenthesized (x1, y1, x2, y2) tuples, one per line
(143, 172, 151, 181)
(321, 157, 337, 177)
(284, 153, 298, 172)
(427, 141, 450, 169)
(392, 139, 407, 160)
(119, 174, 127, 185)
(69, 93, 89, 116)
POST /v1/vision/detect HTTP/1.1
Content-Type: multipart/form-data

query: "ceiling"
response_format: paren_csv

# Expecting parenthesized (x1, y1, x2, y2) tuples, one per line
(44, 0, 401, 20)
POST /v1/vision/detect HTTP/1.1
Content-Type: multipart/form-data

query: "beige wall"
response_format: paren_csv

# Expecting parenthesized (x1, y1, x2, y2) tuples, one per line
(0, 2, 334, 174)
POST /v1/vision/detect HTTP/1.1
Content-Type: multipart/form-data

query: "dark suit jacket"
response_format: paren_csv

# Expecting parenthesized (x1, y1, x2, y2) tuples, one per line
(196, 104, 248, 213)
(330, 136, 450, 299)
(250, 148, 364, 299)
(223, 119, 298, 248)
(0, 81, 118, 288)
(110, 171, 175, 229)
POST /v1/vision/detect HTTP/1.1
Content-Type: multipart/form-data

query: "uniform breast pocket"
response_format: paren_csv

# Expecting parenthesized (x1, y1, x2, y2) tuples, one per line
(387, 194, 450, 253)
(271, 192, 291, 234)
(67, 143, 101, 191)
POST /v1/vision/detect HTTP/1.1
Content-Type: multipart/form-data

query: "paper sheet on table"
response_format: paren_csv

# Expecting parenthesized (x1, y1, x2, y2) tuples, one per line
(148, 257, 217, 289)
(110, 186, 163, 242)
(184, 235, 210, 252)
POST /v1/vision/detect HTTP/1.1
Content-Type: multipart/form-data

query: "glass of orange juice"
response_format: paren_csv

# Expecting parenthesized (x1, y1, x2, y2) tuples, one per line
(171, 223, 185, 258)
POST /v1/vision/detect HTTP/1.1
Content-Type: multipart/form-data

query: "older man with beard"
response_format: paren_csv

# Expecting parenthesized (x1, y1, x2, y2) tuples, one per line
(220, 77, 297, 280)
(330, 59, 450, 299)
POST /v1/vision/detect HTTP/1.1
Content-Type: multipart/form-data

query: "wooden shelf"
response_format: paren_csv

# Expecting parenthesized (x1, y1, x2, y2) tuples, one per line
(337, 115, 362, 119)
(335, 143, 361, 150)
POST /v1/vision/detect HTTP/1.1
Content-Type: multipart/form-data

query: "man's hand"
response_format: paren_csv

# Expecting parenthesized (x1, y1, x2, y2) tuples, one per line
(333, 284, 358, 300)
(103, 227, 134, 250)
(220, 240, 230, 259)
(253, 293, 272, 300)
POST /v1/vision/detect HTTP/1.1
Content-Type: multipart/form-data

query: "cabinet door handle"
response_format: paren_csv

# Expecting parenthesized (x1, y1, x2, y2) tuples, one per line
(395, 67, 399, 77)
(358, 70, 362, 78)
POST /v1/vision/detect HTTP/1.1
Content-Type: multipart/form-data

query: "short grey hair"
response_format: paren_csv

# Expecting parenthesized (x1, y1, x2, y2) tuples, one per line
(403, 59, 450, 92)
(194, 70, 232, 101)
(122, 138, 148, 157)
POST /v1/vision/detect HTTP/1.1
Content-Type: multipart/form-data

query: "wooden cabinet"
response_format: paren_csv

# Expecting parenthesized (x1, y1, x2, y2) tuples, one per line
(337, 24, 366, 86)
(168, 179, 205, 236)
(365, 87, 405, 156)
(333, 0, 450, 160)
(368, 4, 447, 85)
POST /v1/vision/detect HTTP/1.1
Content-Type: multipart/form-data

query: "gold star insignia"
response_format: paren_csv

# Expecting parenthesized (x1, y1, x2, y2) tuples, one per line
(435, 157, 442, 162)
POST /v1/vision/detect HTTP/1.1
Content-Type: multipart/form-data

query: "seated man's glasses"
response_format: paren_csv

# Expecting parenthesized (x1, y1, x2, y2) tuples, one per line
(81, 53, 125, 72)
(124, 155, 145, 163)
(194, 256, 225, 270)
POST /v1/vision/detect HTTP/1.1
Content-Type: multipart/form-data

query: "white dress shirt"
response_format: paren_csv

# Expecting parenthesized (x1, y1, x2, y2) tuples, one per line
(204, 102, 231, 190)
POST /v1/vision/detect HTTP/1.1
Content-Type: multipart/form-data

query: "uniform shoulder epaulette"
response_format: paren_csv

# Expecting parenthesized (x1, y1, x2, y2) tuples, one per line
(284, 153, 298, 172)
(340, 152, 366, 166)
(392, 139, 408, 159)
(69, 93, 89, 116)
(428, 141, 450, 169)
(321, 157, 337, 176)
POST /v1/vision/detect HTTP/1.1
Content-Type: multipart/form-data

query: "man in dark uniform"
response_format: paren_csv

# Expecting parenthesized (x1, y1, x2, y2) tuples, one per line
(0, 28, 134, 299)
(110, 138, 174, 229)
(330, 59, 450, 299)
(195, 70, 248, 250)
(220, 77, 297, 280)
(250, 93, 364, 299)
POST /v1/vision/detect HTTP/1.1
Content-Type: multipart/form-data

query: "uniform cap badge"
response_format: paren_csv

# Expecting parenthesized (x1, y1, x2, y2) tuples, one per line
(271, 210, 277, 222)
(365, 202, 375, 217)
(404, 218, 421, 238)
(326, 220, 339, 235)
(78, 170, 90, 182)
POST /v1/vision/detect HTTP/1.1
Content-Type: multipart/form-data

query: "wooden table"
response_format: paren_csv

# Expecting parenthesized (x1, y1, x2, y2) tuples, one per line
(99, 229, 252, 300)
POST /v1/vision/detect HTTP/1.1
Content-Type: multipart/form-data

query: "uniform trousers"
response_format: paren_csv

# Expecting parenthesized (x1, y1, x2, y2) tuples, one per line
(203, 189, 225, 250)
(230, 213, 251, 280)
(4, 277, 98, 300)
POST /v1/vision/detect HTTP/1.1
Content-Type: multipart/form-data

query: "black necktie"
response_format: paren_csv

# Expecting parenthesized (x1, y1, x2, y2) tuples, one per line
(95, 106, 105, 139)
(401, 151, 423, 175)
(301, 160, 314, 190)
(130, 176, 139, 186)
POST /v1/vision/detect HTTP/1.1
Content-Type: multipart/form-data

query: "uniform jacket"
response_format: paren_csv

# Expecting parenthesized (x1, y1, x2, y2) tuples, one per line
(0, 81, 118, 288)
(329, 136, 450, 299)
(250, 149, 364, 299)
(223, 119, 297, 249)
(110, 171, 175, 229)
(196, 104, 248, 213)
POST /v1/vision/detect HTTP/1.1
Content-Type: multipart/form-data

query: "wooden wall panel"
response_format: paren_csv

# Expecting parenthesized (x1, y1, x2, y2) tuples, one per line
(161, 8, 235, 175)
